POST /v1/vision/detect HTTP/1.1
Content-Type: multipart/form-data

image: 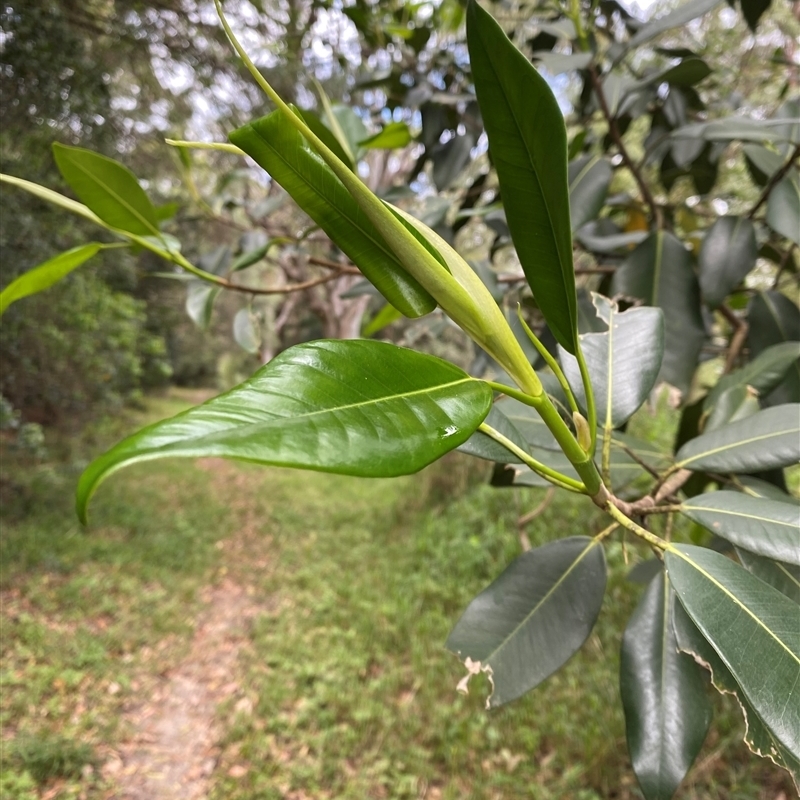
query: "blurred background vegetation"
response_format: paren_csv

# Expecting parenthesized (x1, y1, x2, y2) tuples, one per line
(1, 0, 798, 797)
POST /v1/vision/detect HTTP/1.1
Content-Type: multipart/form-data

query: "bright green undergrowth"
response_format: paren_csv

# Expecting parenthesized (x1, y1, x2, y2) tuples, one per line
(0, 391, 791, 798)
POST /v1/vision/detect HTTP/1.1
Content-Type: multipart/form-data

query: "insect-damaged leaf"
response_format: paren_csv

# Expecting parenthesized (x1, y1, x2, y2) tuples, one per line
(77, 340, 492, 522)
(446, 536, 606, 707)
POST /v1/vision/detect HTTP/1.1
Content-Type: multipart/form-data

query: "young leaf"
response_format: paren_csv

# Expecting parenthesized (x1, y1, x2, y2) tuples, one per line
(612, 231, 705, 397)
(675, 404, 800, 472)
(230, 110, 436, 318)
(560, 296, 665, 428)
(620, 572, 711, 800)
(698, 216, 757, 309)
(76, 340, 492, 523)
(467, 0, 578, 354)
(0, 243, 104, 315)
(52, 143, 160, 237)
(673, 600, 800, 787)
(446, 537, 606, 706)
(359, 122, 412, 150)
(681, 492, 800, 565)
(666, 544, 800, 758)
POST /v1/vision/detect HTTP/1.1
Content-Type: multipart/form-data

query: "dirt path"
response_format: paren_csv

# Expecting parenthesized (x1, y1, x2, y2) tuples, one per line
(102, 578, 261, 799)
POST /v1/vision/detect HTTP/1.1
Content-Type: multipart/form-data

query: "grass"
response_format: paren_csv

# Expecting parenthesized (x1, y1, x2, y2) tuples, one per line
(0, 389, 795, 799)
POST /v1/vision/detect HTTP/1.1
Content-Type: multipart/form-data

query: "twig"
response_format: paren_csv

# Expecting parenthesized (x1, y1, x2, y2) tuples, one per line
(589, 67, 663, 229)
(747, 143, 800, 219)
(517, 487, 556, 530)
(717, 303, 749, 374)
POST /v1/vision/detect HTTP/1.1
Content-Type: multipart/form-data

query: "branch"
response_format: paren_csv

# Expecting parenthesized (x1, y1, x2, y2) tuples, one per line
(717, 303, 749, 374)
(747, 144, 800, 220)
(589, 67, 663, 229)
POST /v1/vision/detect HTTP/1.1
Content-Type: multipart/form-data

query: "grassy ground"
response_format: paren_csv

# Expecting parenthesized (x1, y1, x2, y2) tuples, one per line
(0, 390, 794, 799)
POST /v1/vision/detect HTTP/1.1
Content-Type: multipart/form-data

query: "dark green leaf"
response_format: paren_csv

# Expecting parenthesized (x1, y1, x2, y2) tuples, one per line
(737, 475, 800, 504)
(736, 549, 800, 604)
(560, 295, 665, 428)
(741, 0, 772, 31)
(675, 404, 800, 472)
(612, 231, 705, 397)
(52, 143, 159, 236)
(467, 1, 578, 354)
(77, 341, 492, 522)
(743, 144, 783, 186)
(766, 174, 800, 245)
(446, 537, 606, 707)
(458, 404, 529, 464)
(673, 599, 800, 785)
(659, 58, 712, 87)
(621, 572, 711, 800)
(229, 110, 436, 318)
(494, 396, 560, 451)
(0, 243, 104, 315)
(681, 492, 800, 565)
(698, 216, 757, 309)
(569, 156, 613, 232)
(359, 122, 412, 150)
(431, 133, 474, 190)
(666, 545, 800, 758)
(230, 239, 284, 273)
(704, 342, 800, 412)
(703, 385, 760, 431)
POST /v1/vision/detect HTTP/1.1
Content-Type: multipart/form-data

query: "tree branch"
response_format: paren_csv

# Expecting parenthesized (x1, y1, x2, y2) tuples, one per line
(747, 144, 800, 220)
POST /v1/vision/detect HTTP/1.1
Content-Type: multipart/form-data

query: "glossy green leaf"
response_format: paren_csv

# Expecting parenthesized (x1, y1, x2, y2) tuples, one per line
(560, 295, 665, 428)
(766, 174, 800, 245)
(359, 122, 412, 150)
(467, 1, 578, 354)
(704, 341, 800, 413)
(76, 340, 492, 523)
(673, 599, 800, 786)
(52, 143, 159, 237)
(666, 544, 800, 757)
(229, 110, 436, 318)
(621, 572, 711, 800)
(675, 404, 800, 472)
(569, 156, 613, 232)
(736, 549, 800, 604)
(747, 292, 800, 405)
(612, 231, 705, 397)
(698, 216, 757, 309)
(681, 492, 800, 565)
(446, 537, 606, 707)
(0, 243, 104, 315)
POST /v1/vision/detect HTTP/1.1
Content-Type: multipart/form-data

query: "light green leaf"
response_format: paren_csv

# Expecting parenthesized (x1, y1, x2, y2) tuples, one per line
(569, 156, 613, 232)
(446, 537, 606, 707)
(698, 216, 757, 309)
(620, 572, 711, 800)
(229, 110, 436, 318)
(767, 174, 800, 245)
(52, 143, 159, 237)
(666, 544, 800, 758)
(467, 1, 578, 354)
(230, 238, 288, 272)
(362, 302, 402, 336)
(185, 281, 220, 329)
(612, 231, 705, 397)
(628, 0, 723, 49)
(359, 122, 412, 150)
(681, 492, 800, 565)
(232, 308, 260, 354)
(76, 340, 492, 523)
(560, 295, 665, 428)
(0, 243, 104, 315)
(675, 404, 800, 472)
(671, 578, 800, 782)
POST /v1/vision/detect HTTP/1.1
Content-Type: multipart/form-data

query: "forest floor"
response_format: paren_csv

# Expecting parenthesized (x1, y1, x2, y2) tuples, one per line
(0, 389, 794, 800)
